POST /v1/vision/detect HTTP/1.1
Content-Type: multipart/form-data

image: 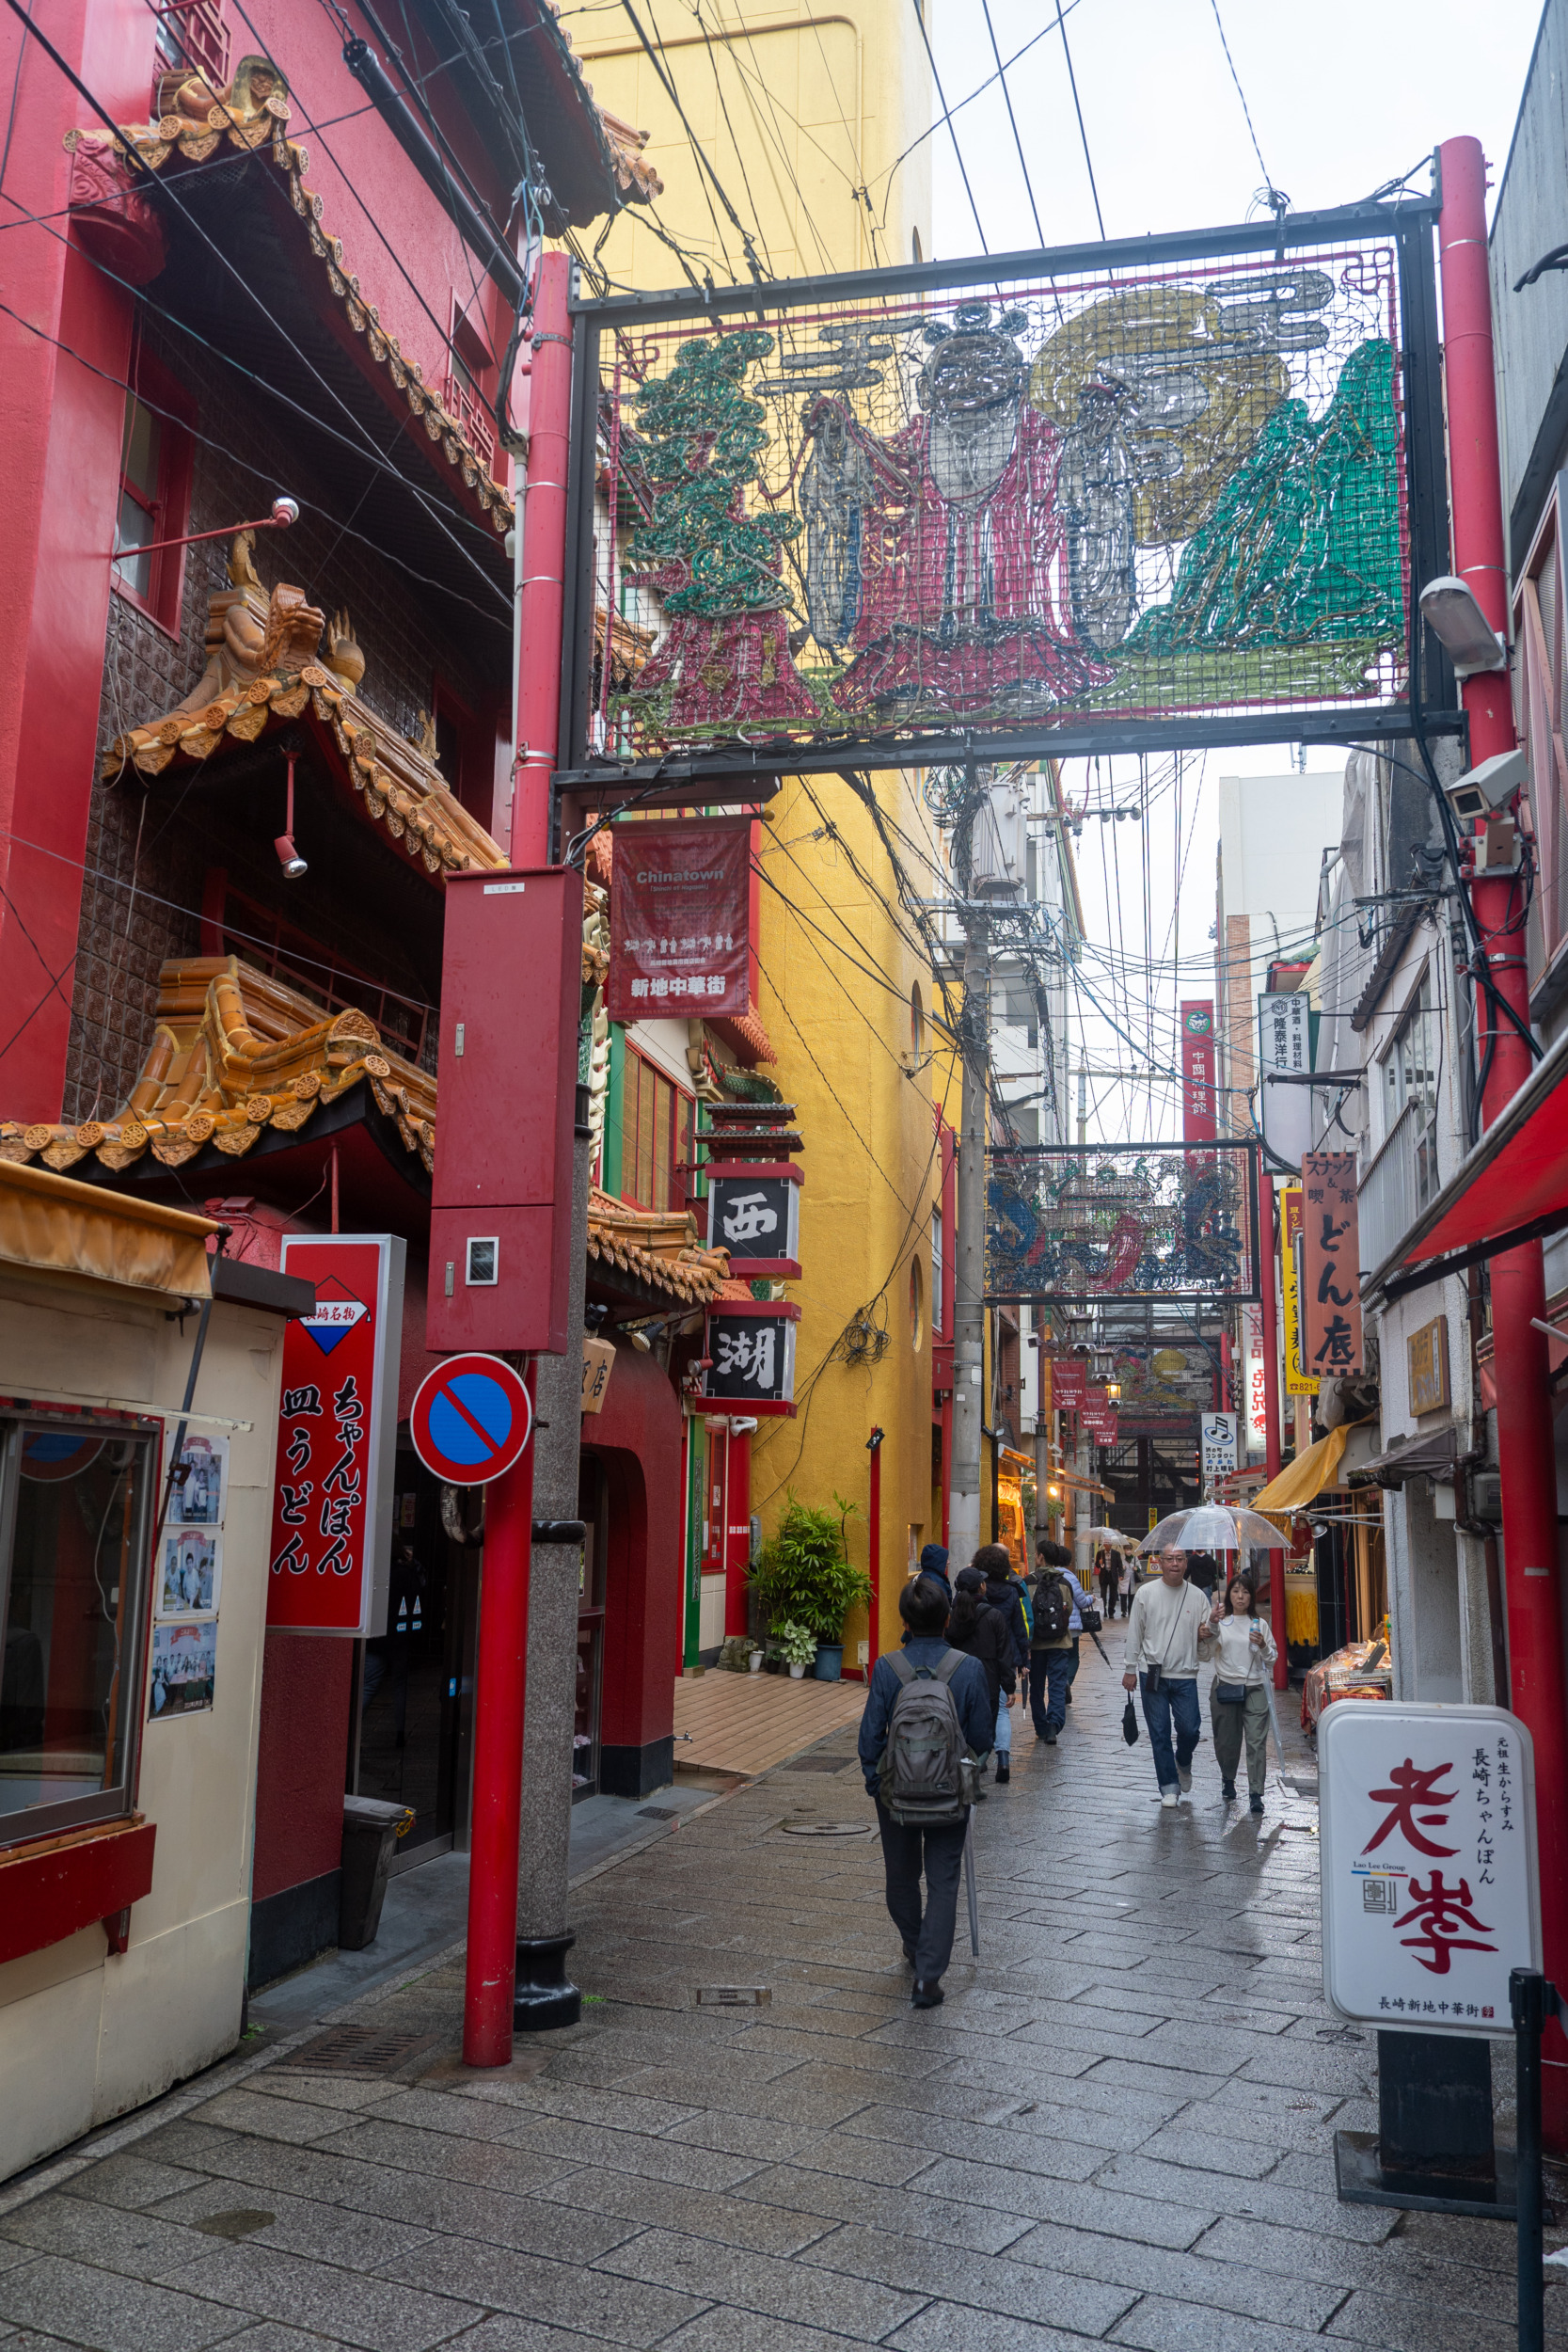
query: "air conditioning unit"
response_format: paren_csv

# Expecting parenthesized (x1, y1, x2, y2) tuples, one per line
(969, 780, 1027, 896)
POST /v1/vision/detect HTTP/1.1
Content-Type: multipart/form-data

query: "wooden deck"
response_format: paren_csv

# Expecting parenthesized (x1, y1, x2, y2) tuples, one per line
(673, 1666, 865, 1777)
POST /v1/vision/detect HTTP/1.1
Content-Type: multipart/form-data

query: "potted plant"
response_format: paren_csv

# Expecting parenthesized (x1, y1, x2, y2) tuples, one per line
(748, 1493, 874, 1683)
(775, 1621, 818, 1679)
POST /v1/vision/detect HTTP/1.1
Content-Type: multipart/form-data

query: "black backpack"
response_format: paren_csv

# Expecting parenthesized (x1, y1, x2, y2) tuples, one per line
(877, 1649, 979, 1824)
(1033, 1573, 1072, 1644)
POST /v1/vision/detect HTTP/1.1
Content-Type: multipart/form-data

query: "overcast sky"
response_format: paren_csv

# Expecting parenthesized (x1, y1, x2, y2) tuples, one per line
(921, 0, 1544, 1144)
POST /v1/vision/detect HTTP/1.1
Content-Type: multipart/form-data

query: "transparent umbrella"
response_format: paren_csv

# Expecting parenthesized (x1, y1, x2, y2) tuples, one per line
(1137, 1503, 1287, 1554)
(1085, 1525, 1132, 1546)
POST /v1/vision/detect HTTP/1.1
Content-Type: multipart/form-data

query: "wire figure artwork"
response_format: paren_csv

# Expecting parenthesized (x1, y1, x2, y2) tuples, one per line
(596, 237, 1409, 761)
(986, 1143, 1260, 1304)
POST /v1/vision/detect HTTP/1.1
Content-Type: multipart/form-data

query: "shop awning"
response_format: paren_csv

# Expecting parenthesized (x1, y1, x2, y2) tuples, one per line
(1366, 1021, 1568, 1301)
(1251, 1424, 1350, 1512)
(1353, 1425, 1461, 1488)
(0, 1160, 216, 1304)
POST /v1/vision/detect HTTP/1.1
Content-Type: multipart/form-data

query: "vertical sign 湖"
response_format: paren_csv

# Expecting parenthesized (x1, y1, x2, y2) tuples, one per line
(268, 1235, 404, 1636)
(1302, 1152, 1364, 1376)
(1180, 1001, 1217, 1142)
(1280, 1184, 1319, 1396)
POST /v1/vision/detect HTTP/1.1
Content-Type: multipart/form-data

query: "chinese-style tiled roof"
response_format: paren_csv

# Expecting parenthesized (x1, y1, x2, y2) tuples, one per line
(594, 106, 663, 205)
(586, 1187, 729, 1304)
(100, 553, 508, 885)
(0, 956, 436, 1181)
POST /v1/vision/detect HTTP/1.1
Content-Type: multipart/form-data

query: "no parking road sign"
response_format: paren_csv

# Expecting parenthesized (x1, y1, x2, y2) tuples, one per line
(411, 1354, 532, 1486)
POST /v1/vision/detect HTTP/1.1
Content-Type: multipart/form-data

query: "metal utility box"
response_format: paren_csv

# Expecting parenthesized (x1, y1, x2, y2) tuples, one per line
(428, 867, 582, 1355)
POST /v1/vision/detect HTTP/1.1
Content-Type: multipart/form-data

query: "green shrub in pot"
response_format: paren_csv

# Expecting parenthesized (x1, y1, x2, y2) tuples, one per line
(748, 1493, 873, 1646)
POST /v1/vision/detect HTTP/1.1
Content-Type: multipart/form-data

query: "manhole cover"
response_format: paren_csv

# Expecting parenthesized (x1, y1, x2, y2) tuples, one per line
(782, 1756, 852, 1773)
(780, 1820, 872, 1837)
(274, 2026, 438, 2077)
(638, 1804, 679, 1819)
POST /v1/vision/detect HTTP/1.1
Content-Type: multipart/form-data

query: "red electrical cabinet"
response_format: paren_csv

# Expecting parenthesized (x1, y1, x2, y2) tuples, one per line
(427, 867, 582, 1355)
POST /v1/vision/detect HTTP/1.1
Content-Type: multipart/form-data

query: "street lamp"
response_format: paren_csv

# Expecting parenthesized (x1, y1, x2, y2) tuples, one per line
(1419, 575, 1508, 676)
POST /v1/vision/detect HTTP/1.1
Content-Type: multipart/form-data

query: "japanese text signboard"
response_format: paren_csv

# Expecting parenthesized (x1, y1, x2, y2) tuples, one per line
(1280, 1183, 1319, 1397)
(705, 1306, 798, 1413)
(606, 819, 750, 1020)
(707, 1172, 800, 1272)
(1302, 1151, 1364, 1375)
(1258, 991, 1312, 1171)
(1243, 1302, 1268, 1457)
(1180, 1003, 1217, 1144)
(267, 1236, 404, 1637)
(1320, 1702, 1539, 2033)
(1201, 1412, 1239, 1479)
(1083, 1387, 1118, 1444)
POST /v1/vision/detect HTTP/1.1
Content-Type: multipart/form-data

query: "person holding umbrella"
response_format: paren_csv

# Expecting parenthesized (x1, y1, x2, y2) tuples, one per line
(1199, 1572, 1276, 1813)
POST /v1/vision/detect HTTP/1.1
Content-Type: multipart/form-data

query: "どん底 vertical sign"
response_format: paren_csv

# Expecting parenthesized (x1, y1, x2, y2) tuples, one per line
(268, 1235, 405, 1636)
(1302, 1152, 1364, 1377)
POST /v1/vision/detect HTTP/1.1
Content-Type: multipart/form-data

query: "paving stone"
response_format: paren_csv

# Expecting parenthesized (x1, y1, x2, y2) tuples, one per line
(0, 2195, 211, 2282)
(0, 2256, 248, 2352)
(1109, 2291, 1347, 2348)
(531, 2169, 831, 2257)
(379, 2237, 705, 2345)
(593, 2227, 925, 2339)
(1097, 2152, 1395, 2244)
(727, 2162, 1031, 2253)
(1323, 2287, 1533, 2351)
(1000, 2217, 1348, 2328)
(796, 2220, 1137, 2335)
(184, 2090, 363, 2148)
(176, 2242, 482, 2351)
(61, 2154, 209, 2212)
(1198, 2213, 1519, 2317)
(655, 2311, 886, 2352)
(886, 2305, 1112, 2352)
(909, 2153, 1206, 2249)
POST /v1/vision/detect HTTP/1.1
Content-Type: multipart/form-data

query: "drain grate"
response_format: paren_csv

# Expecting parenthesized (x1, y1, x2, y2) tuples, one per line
(638, 1804, 679, 1820)
(274, 2026, 438, 2077)
(782, 1756, 851, 1773)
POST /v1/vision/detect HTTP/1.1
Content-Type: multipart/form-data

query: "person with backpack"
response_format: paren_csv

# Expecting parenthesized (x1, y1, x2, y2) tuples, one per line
(1028, 1541, 1093, 1744)
(858, 1574, 993, 2007)
(945, 1565, 1016, 1785)
(917, 1542, 953, 1605)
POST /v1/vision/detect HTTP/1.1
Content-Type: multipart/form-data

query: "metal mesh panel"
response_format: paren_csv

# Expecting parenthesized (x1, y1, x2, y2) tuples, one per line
(988, 1142, 1259, 1303)
(583, 233, 1414, 770)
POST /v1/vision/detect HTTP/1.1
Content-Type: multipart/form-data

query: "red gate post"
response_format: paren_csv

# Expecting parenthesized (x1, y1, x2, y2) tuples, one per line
(1439, 134, 1568, 2140)
(866, 1426, 884, 1672)
(512, 250, 573, 866)
(462, 1367, 537, 2067)
(1257, 1166, 1288, 1689)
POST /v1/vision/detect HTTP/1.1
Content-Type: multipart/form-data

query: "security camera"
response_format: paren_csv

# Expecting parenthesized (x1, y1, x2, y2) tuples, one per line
(1419, 576, 1507, 675)
(1446, 747, 1528, 823)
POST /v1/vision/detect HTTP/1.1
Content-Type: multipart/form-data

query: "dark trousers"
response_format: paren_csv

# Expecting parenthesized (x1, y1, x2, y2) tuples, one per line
(1028, 1648, 1073, 1735)
(875, 1801, 968, 1980)
(1140, 1672, 1201, 1792)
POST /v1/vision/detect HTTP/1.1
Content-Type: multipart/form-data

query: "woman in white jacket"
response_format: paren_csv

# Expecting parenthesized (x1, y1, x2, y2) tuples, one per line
(1198, 1574, 1277, 1814)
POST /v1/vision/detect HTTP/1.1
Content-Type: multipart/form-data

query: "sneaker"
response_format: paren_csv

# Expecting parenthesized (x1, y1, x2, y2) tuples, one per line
(911, 1979, 944, 2009)
(1250, 1794, 1265, 1816)
(1178, 1766, 1193, 1793)
(1221, 1780, 1237, 1802)
(1160, 1790, 1179, 1808)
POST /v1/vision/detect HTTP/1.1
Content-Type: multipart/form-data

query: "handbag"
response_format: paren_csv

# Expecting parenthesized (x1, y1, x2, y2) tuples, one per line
(1080, 1603, 1103, 1634)
(1121, 1695, 1140, 1745)
(1214, 1681, 1248, 1706)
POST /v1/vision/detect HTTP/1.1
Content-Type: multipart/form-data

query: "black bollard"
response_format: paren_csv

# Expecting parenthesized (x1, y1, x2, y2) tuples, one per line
(1513, 1968, 1560, 2352)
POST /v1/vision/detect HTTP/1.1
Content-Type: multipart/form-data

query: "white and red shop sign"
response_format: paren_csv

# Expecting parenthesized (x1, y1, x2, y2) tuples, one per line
(606, 818, 751, 1019)
(267, 1234, 404, 1637)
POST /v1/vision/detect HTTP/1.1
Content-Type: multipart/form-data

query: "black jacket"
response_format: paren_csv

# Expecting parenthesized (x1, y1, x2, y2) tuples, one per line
(982, 1572, 1031, 1670)
(944, 1599, 1014, 1716)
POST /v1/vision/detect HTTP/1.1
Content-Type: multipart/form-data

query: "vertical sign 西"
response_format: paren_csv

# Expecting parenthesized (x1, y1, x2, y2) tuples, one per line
(1302, 1152, 1364, 1375)
(268, 1235, 404, 1636)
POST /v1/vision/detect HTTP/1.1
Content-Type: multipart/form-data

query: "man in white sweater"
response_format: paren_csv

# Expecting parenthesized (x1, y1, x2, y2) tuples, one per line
(1121, 1548, 1212, 1806)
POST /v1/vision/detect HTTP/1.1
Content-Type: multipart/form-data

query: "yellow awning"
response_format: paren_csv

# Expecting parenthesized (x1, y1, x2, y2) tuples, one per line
(1252, 1424, 1349, 1514)
(0, 1160, 216, 1303)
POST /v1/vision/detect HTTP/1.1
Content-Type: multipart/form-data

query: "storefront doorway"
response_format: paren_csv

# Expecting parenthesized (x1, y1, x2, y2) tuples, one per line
(352, 1447, 477, 1865)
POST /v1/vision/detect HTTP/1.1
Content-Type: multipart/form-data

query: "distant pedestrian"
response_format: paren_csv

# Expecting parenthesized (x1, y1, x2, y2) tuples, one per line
(1199, 1572, 1277, 1814)
(978, 1542, 1031, 1689)
(1028, 1541, 1093, 1745)
(946, 1565, 1016, 1785)
(1186, 1549, 1220, 1601)
(918, 1543, 953, 1605)
(1116, 1549, 1136, 1619)
(1121, 1545, 1212, 1806)
(858, 1575, 992, 2007)
(1096, 1547, 1117, 1617)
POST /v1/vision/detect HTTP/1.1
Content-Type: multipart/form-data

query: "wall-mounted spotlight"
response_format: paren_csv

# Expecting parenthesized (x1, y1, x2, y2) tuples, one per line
(114, 495, 300, 568)
(274, 753, 308, 879)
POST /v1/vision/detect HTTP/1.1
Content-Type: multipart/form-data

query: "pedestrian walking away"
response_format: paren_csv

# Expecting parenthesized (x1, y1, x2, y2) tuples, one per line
(1123, 1545, 1212, 1804)
(917, 1541, 953, 1605)
(1096, 1545, 1117, 1618)
(1029, 1539, 1093, 1744)
(858, 1575, 992, 2006)
(1185, 1549, 1220, 1603)
(1199, 1571, 1277, 1813)
(1116, 1547, 1136, 1618)
(979, 1540, 1031, 1692)
(945, 1564, 1017, 1784)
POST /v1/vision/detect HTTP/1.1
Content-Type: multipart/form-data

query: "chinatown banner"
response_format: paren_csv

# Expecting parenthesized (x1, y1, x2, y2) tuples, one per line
(607, 818, 750, 1020)
(1180, 1002, 1217, 1143)
(1303, 1151, 1364, 1375)
(268, 1235, 404, 1636)
(1052, 1358, 1087, 1415)
(1083, 1386, 1119, 1444)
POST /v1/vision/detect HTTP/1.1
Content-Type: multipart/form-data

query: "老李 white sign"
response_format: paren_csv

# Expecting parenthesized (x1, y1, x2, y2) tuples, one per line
(1320, 1701, 1539, 2034)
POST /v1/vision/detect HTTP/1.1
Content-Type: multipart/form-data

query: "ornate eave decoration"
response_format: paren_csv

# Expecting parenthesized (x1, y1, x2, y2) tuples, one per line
(586, 1186, 729, 1305)
(65, 57, 512, 532)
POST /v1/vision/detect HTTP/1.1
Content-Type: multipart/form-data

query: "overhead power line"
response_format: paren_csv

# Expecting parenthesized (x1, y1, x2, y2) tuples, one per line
(909, 0, 989, 255)
(1053, 0, 1104, 239)
(980, 0, 1043, 248)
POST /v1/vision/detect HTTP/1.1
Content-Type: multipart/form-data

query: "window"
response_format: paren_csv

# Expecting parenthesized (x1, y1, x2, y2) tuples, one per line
(1384, 967, 1441, 1214)
(0, 1420, 156, 1848)
(445, 311, 498, 471)
(150, 0, 230, 90)
(930, 1209, 943, 1335)
(909, 1254, 925, 1350)
(620, 1047, 692, 1214)
(911, 980, 925, 1056)
(111, 363, 193, 635)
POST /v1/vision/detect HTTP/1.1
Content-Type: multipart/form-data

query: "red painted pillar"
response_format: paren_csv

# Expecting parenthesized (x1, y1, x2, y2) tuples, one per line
(511, 251, 572, 866)
(462, 1367, 537, 2067)
(1439, 135, 1568, 2137)
(1258, 1166, 1288, 1691)
(723, 1426, 751, 1638)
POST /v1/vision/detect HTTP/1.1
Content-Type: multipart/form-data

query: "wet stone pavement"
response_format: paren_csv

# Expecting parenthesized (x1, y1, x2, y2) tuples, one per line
(3, 1617, 1564, 2352)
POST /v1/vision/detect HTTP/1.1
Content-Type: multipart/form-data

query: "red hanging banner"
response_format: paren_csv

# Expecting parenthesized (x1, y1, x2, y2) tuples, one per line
(1180, 1001, 1217, 1142)
(606, 819, 751, 1021)
(1053, 1358, 1087, 1413)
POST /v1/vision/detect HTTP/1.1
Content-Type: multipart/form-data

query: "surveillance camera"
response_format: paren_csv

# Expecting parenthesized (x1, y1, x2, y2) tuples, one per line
(270, 496, 300, 527)
(1446, 747, 1528, 823)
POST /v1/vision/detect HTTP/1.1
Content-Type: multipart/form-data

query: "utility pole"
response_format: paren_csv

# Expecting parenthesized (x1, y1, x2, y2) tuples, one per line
(950, 899, 989, 1565)
(1439, 135, 1568, 2142)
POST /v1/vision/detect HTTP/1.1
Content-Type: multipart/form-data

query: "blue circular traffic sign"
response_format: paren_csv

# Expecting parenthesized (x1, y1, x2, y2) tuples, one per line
(410, 1353, 532, 1486)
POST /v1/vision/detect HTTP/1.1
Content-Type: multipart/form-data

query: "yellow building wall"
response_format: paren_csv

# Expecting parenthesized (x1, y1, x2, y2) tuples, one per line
(578, 4, 938, 1663)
